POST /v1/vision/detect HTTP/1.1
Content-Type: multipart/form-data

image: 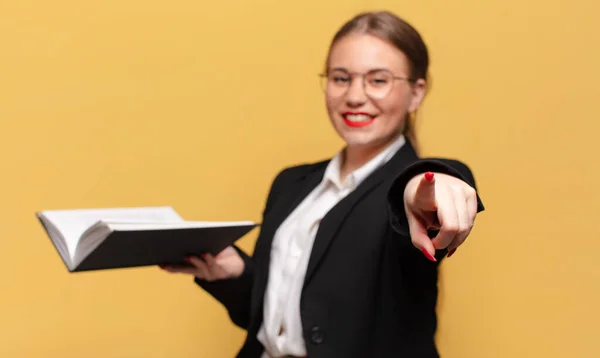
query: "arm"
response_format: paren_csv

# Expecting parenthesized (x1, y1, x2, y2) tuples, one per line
(192, 167, 289, 329)
(194, 247, 255, 328)
(387, 158, 485, 257)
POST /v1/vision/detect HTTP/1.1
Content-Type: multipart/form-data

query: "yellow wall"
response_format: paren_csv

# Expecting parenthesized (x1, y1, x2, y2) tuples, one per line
(0, 0, 598, 357)
(372, 1, 600, 357)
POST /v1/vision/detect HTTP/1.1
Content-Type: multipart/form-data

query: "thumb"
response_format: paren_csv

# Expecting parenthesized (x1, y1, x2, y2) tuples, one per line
(412, 172, 437, 212)
(406, 207, 437, 262)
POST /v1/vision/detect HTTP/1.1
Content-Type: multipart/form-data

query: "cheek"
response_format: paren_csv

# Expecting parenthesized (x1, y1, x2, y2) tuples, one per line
(377, 100, 405, 121)
(325, 95, 341, 118)
(377, 93, 411, 124)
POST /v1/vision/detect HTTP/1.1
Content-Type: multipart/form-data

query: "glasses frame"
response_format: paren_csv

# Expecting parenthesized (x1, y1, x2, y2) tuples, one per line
(319, 68, 415, 99)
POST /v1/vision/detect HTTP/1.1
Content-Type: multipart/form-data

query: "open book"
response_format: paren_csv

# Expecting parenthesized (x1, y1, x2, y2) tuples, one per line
(36, 206, 257, 272)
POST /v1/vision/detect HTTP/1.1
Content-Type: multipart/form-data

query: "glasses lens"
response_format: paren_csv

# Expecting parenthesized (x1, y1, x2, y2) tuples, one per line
(324, 70, 350, 97)
(364, 70, 393, 99)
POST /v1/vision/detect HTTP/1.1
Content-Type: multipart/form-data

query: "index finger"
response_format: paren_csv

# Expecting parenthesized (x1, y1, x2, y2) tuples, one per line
(413, 172, 437, 211)
(430, 187, 459, 249)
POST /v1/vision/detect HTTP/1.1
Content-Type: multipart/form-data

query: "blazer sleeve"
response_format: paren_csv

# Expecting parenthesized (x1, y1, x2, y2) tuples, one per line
(193, 247, 254, 329)
(387, 158, 485, 237)
(193, 167, 288, 329)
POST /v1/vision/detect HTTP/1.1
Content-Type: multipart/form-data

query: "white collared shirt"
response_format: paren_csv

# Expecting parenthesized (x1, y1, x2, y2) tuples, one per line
(257, 135, 406, 358)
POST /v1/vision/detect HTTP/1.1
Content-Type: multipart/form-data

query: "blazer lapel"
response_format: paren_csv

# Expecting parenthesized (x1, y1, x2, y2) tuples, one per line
(256, 162, 328, 259)
(250, 162, 328, 324)
(269, 168, 327, 235)
(303, 141, 419, 285)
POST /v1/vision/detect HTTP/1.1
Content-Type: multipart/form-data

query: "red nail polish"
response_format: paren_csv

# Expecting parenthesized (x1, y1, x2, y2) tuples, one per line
(421, 249, 437, 262)
(424, 172, 434, 181)
(447, 248, 456, 258)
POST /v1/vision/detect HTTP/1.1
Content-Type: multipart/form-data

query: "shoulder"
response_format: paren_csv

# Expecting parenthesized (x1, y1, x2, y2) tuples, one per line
(268, 159, 329, 191)
(260, 159, 329, 214)
(276, 159, 329, 181)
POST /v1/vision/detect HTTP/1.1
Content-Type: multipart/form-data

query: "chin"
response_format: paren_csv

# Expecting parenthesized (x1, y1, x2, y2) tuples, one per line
(339, 132, 379, 148)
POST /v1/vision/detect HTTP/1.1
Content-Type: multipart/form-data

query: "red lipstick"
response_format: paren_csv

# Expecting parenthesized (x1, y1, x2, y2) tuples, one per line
(342, 112, 375, 128)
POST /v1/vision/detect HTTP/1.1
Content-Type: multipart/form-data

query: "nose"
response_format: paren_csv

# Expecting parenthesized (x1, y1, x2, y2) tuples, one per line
(345, 78, 367, 107)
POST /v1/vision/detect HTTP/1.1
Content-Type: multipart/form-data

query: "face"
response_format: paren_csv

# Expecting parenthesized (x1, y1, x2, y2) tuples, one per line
(324, 33, 426, 150)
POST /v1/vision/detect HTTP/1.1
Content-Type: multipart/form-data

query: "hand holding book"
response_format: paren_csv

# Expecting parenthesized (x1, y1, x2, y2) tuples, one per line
(160, 246, 244, 280)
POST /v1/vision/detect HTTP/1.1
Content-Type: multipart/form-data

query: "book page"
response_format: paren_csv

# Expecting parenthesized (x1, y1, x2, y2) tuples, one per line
(38, 206, 183, 259)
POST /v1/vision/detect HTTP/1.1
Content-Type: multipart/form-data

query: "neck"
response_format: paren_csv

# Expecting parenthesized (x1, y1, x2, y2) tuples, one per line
(339, 135, 399, 181)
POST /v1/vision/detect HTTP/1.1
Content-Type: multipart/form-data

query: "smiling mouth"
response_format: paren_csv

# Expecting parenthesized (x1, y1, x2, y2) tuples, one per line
(343, 113, 376, 127)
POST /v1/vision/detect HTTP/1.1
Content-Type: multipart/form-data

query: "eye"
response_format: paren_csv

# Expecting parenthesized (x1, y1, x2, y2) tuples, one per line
(371, 78, 388, 85)
(333, 76, 350, 83)
(368, 73, 391, 87)
(369, 74, 390, 86)
(328, 70, 351, 84)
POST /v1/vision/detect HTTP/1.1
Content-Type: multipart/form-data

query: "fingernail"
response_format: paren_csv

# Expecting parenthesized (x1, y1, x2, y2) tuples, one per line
(422, 249, 437, 262)
(447, 248, 457, 258)
(424, 172, 434, 181)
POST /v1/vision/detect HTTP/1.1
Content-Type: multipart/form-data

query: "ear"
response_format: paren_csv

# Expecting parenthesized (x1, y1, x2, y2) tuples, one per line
(408, 78, 427, 113)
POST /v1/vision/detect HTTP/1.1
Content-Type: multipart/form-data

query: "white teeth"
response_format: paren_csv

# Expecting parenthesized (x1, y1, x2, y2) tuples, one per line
(345, 114, 372, 122)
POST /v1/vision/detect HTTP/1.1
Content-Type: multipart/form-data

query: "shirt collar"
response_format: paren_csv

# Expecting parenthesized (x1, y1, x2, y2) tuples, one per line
(323, 134, 406, 191)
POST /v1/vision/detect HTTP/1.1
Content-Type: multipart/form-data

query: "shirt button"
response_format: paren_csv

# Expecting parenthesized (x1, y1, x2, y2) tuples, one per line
(310, 326, 325, 344)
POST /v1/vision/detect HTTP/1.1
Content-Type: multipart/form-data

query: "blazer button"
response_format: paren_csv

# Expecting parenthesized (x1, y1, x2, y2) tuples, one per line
(310, 326, 325, 344)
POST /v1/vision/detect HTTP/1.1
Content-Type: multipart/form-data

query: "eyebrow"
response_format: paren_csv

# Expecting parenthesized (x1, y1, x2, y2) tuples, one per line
(329, 66, 392, 73)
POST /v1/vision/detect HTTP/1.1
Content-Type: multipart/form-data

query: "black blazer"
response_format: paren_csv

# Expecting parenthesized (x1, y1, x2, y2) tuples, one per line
(197, 140, 485, 358)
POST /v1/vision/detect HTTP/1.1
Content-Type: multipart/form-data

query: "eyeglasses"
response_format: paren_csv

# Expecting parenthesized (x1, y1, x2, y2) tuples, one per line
(319, 69, 414, 99)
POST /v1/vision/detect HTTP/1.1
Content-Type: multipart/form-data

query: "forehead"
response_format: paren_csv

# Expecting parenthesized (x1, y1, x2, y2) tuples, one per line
(328, 33, 410, 74)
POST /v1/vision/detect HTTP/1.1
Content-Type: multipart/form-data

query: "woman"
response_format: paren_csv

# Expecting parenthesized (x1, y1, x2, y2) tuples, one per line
(162, 10, 485, 358)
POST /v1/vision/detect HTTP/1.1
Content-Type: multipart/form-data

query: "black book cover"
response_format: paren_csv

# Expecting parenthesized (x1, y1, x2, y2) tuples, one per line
(73, 224, 257, 272)
(37, 220, 258, 272)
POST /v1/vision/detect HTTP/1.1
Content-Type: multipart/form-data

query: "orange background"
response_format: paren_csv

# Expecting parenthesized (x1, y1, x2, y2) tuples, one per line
(0, 0, 598, 357)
